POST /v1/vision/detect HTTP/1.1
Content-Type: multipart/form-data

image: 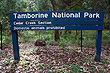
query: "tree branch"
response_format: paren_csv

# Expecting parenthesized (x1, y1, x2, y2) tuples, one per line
(62, 0, 70, 6)
(50, 0, 56, 11)
(64, 0, 81, 11)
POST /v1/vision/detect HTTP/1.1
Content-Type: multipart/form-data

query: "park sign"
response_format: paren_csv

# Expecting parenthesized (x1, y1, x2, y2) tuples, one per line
(10, 11, 104, 30)
(9, 11, 104, 62)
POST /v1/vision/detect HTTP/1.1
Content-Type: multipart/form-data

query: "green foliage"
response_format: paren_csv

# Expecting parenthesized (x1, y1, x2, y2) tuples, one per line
(46, 40, 59, 46)
(104, 19, 110, 30)
(58, 37, 67, 47)
(13, 60, 19, 64)
(64, 63, 81, 72)
(0, 0, 39, 47)
(38, 63, 45, 67)
(62, 47, 67, 50)
(0, 0, 16, 48)
(0, 0, 16, 34)
(37, 0, 52, 11)
(102, 30, 110, 46)
(16, 30, 110, 47)
(0, 0, 110, 48)
(5, 61, 10, 66)
(20, 60, 29, 67)
(2, 35, 12, 48)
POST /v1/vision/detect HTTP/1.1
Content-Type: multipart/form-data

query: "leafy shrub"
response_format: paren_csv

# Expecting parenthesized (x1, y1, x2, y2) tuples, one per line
(58, 37, 68, 47)
(46, 40, 58, 46)
(2, 35, 12, 48)
(104, 19, 110, 30)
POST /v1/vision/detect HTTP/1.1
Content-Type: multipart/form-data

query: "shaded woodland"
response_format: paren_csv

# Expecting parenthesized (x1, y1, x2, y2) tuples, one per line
(0, 0, 110, 72)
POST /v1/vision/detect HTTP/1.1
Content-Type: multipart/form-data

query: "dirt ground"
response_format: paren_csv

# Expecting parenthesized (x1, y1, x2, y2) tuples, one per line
(0, 43, 110, 73)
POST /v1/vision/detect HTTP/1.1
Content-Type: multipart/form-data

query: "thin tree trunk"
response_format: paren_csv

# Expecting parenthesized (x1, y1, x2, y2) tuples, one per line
(50, 0, 60, 41)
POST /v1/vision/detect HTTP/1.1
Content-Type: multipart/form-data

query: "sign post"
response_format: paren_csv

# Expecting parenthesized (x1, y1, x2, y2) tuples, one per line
(9, 11, 104, 61)
(95, 30, 102, 61)
(81, 30, 82, 51)
(0, 21, 2, 50)
(12, 30, 20, 60)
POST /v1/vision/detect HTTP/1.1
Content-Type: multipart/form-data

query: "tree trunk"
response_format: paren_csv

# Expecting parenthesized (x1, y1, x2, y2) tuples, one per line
(50, 0, 60, 41)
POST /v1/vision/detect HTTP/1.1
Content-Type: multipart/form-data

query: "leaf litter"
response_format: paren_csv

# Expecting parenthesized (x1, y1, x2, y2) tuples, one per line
(0, 43, 109, 73)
